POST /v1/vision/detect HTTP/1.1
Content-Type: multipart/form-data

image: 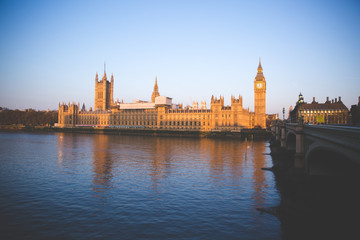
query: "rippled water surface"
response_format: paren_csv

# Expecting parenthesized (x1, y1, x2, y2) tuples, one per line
(0, 132, 280, 239)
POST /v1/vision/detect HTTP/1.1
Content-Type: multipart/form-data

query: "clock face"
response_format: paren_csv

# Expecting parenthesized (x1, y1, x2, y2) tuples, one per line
(256, 83, 263, 89)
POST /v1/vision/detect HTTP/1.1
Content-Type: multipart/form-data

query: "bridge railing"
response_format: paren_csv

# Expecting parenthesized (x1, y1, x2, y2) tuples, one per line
(303, 124, 360, 153)
(304, 124, 360, 133)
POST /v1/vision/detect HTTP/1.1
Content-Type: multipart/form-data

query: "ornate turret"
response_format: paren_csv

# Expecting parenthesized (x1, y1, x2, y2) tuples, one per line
(298, 92, 304, 104)
(200, 101, 207, 109)
(151, 76, 160, 103)
(211, 95, 224, 105)
(102, 71, 107, 81)
(231, 95, 243, 107)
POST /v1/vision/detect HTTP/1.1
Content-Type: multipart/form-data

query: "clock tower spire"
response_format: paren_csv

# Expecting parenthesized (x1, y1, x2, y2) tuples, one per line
(254, 58, 266, 128)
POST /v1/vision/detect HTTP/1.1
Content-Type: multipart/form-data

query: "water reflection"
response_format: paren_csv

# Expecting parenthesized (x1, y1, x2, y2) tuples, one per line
(92, 134, 114, 194)
(57, 133, 65, 165)
(251, 142, 267, 206)
(77, 135, 273, 204)
(148, 137, 174, 191)
(52, 133, 280, 239)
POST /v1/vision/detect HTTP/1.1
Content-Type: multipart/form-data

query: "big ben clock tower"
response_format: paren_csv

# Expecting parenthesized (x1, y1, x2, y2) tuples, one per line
(254, 59, 266, 128)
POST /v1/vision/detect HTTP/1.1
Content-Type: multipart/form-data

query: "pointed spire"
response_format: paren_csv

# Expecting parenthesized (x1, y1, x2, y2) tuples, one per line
(102, 62, 107, 81)
(95, 72, 98, 82)
(151, 76, 160, 103)
(153, 76, 158, 92)
(111, 73, 114, 82)
(257, 57, 263, 73)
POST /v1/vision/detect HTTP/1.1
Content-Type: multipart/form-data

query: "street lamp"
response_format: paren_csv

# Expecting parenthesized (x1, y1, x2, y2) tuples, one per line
(283, 107, 285, 120)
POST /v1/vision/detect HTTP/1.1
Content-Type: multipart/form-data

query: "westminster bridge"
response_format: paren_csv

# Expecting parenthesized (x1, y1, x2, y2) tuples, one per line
(271, 120, 360, 176)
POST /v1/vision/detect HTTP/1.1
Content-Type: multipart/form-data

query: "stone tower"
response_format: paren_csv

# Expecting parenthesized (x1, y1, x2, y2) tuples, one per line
(254, 59, 266, 128)
(94, 70, 114, 111)
(151, 76, 160, 103)
(210, 95, 224, 129)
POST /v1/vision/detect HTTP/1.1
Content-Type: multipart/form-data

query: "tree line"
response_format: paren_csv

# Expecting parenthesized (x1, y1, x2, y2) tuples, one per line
(0, 108, 58, 126)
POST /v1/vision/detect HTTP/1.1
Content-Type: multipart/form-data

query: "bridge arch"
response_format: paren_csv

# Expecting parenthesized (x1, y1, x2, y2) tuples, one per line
(306, 144, 360, 177)
(285, 131, 296, 152)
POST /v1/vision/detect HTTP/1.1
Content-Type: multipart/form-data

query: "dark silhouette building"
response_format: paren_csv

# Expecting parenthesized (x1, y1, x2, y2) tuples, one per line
(350, 97, 360, 126)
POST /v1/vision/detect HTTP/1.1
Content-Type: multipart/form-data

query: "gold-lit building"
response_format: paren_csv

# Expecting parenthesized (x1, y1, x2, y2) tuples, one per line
(254, 59, 266, 128)
(58, 61, 267, 130)
(289, 93, 349, 124)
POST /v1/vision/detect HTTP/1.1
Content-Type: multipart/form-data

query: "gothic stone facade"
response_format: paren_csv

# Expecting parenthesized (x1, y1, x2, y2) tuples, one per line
(58, 62, 266, 130)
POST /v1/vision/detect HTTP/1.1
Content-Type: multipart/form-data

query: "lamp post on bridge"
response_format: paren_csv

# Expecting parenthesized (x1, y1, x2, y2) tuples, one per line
(283, 107, 285, 121)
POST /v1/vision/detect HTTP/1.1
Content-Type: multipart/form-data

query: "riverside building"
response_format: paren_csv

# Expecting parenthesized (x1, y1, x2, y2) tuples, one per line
(58, 61, 267, 130)
(289, 93, 349, 124)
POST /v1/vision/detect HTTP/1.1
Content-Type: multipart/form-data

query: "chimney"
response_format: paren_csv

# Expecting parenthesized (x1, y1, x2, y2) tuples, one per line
(358, 96, 360, 105)
(326, 97, 329, 102)
(335, 98, 337, 103)
(312, 97, 316, 103)
(332, 99, 334, 103)
(338, 96, 341, 102)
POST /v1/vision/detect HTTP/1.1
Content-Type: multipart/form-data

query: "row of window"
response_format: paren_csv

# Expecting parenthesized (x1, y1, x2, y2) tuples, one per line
(160, 121, 209, 126)
(215, 123, 240, 127)
(167, 110, 211, 113)
(303, 116, 347, 124)
(299, 113, 347, 117)
(79, 116, 156, 121)
(162, 115, 210, 121)
(79, 121, 157, 126)
(300, 110, 346, 114)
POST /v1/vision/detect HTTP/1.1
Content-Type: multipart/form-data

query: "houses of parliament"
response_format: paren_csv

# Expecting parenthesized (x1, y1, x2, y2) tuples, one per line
(58, 61, 267, 130)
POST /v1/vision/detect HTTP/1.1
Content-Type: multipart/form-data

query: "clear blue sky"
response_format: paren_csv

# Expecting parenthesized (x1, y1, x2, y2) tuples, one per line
(1, 0, 359, 116)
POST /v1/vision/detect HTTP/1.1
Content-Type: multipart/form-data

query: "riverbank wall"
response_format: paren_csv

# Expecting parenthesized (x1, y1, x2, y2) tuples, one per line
(0, 125, 271, 139)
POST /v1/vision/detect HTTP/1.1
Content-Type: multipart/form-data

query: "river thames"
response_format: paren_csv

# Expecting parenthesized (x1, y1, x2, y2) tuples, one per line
(0, 132, 358, 239)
